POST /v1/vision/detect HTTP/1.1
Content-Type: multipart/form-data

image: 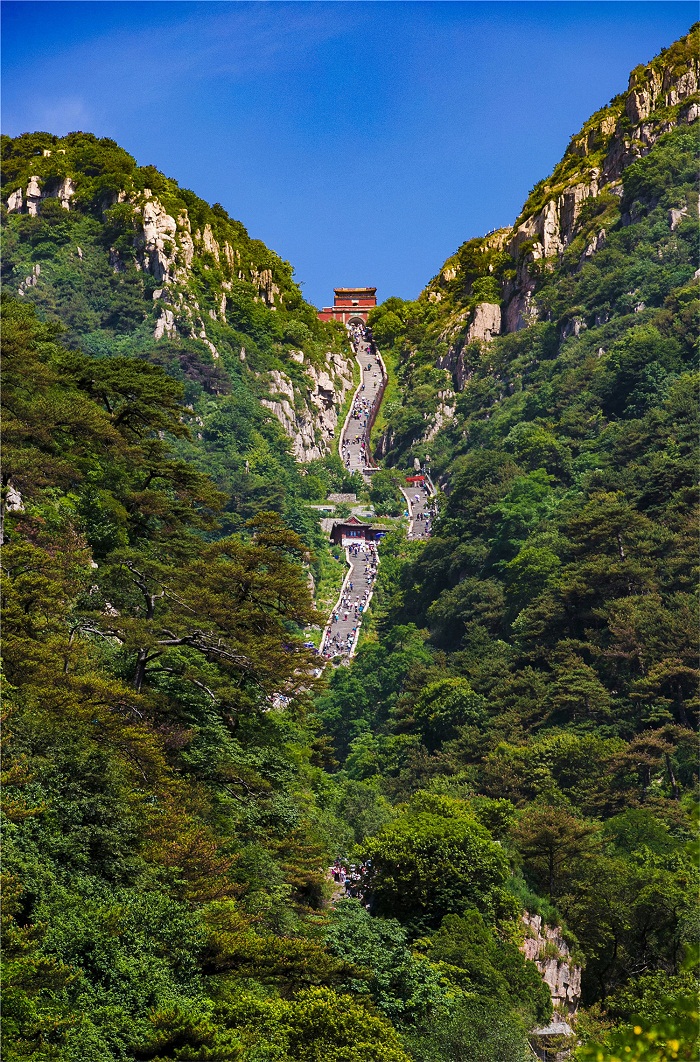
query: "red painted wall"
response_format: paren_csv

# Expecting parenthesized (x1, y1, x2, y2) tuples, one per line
(318, 288, 376, 323)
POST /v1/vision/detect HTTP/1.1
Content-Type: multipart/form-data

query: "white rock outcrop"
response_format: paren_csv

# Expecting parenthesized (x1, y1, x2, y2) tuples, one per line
(140, 198, 178, 284)
(18, 263, 41, 296)
(58, 177, 76, 210)
(251, 267, 281, 307)
(434, 301, 502, 390)
(508, 177, 599, 264)
(261, 355, 354, 462)
(202, 223, 220, 261)
(154, 306, 176, 340)
(4, 485, 24, 512)
(423, 390, 456, 442)
(669, 207, 688, 229)
(466, 302, 501, 344)
(521, 913, 582, 1017)
(6, 188, 23, 213)
(26, 176, 42, 216)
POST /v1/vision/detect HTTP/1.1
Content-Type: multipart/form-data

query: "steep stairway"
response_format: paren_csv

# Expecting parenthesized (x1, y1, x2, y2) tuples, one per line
(320, 328, 435, 662)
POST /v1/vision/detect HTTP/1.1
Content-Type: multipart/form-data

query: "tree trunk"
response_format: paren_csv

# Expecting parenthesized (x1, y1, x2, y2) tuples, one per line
(665, 752, 680, 799)
(675, 682, 688, 727)
(133, 648, 149, 692)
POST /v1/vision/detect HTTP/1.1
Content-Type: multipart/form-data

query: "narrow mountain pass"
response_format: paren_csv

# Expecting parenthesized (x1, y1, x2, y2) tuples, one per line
(321, 324, 434, 661)
(340, 329, 385, 477)
(320, 326, 382, 661)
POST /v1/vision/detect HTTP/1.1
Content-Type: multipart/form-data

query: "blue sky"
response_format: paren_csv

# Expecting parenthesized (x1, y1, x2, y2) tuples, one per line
(2, 2, 696, 306)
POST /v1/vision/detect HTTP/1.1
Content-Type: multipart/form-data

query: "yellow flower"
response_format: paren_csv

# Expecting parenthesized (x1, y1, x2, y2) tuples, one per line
(633, 1026, 642, 1035)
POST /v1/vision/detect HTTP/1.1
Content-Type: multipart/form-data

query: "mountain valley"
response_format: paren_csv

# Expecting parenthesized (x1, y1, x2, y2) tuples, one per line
(2, 24, 699, 1062)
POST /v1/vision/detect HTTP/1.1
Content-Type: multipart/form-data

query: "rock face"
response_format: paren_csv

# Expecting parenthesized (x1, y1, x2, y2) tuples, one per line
(422, 28, 699, 364)
(467, 302, 501, 344)
(506, 43, 699, 263)
(57, 177, 76, 209)
(261, 354, 355, 462)
(434, 301, 502, 390)
(26, 176, 42, 216)
(6, 188, 23, 213)
(17, 263, 41, 297)
(521, 912, 582, 1017)
(6, 175, 76, 215)
(97, 189, 352, 452)
(139, 197, 178, 284)
(422, 390, 456, 443)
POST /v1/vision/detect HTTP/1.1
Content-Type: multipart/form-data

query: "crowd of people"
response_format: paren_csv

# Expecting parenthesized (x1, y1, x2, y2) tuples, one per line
(410, 482, 437, 538)
(321, 541, 378, 661)
(348, 321, 370, 347)
(320, 321, 440, 668)
(341, 324, 384, 476)
(329, 858, 370, 901)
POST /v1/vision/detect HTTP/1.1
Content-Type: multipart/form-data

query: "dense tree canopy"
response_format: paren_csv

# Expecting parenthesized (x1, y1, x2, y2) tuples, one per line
(2, 26, 699, 1062)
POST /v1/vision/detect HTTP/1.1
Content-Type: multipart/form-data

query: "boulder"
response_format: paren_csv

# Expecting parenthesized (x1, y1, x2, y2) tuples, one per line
(26, 176, 42, 216)
(6, 188, 22, 213)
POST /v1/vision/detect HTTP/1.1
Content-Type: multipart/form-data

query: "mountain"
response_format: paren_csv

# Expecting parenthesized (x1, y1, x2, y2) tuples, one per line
(2, 25, 698, 1062)
(1, 132, 358, 534)
(321, 24, 699, 1056)
(371, 24, 698, 458)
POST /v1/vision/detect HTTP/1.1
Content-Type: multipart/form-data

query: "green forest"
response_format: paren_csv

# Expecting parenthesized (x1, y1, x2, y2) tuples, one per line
(2, 24, 699, 1062)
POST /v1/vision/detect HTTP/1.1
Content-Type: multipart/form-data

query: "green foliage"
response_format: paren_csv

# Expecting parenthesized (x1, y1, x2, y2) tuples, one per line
(0, 297, 353, 1060)
(316, 29, 699, 1054)
(364, 793, 513, 932)
(323, 900, 449, 1024)
(402, 996, 534, 1062)
(3, 28, 699, 1058)
(369, 468, 405, 516)
(576, 986, 699, 1061)
(420, 909, 552, 1024)
(212, 986, 413, 1061)
(412, 678, 487, 751)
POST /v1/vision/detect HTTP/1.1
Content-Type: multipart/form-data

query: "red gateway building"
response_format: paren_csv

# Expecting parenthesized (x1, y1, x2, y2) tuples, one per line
(318, 287, 377, 325)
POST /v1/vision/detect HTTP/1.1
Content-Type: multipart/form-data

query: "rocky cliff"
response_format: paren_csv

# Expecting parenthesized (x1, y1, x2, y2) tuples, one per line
(421, 24, 699, 390)
(260, 358, 354, 462)
(521, 913, 582, 1018)
(1, 133, 354, 463)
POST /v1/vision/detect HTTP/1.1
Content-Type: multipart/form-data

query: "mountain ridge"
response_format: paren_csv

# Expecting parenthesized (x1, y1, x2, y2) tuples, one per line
(415, 23, 699, 360)
(1, 130, 355, 464)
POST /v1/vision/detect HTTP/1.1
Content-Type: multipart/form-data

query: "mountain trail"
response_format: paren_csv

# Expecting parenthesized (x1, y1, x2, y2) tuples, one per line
(320, 328, 436, 662)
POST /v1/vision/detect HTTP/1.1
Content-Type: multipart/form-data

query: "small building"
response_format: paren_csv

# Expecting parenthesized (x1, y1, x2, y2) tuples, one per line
(330, 515, 381, 546)
(318, 287, 377, 325)
(529, 1021, 575, 1061)
(405, 475, 425, 485)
